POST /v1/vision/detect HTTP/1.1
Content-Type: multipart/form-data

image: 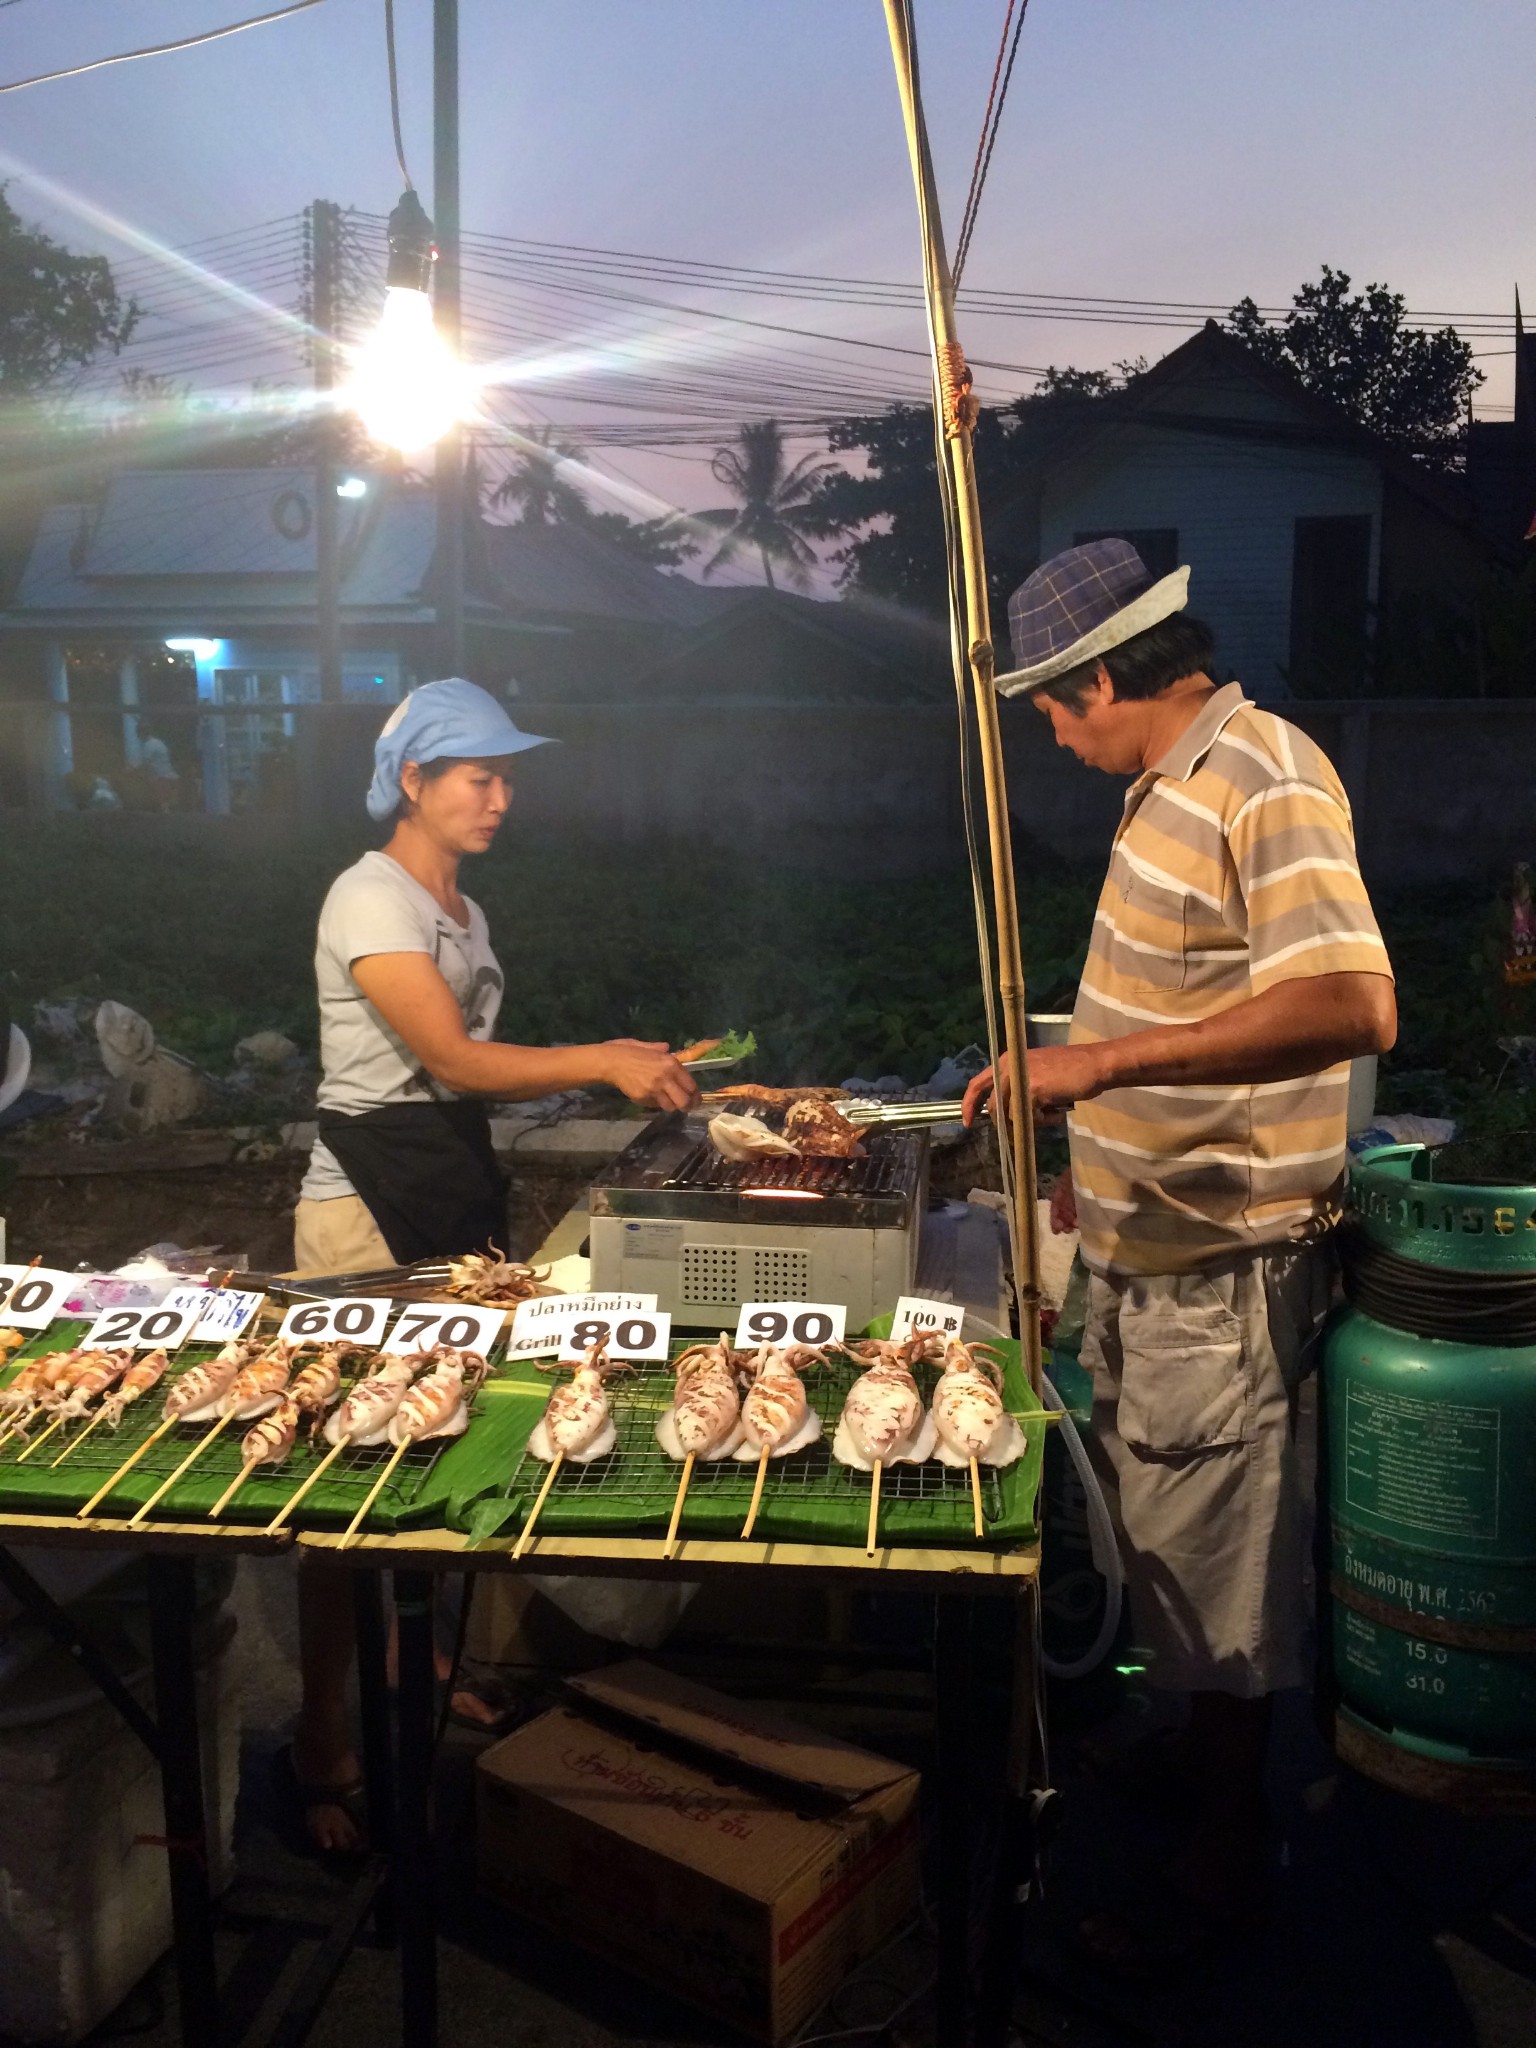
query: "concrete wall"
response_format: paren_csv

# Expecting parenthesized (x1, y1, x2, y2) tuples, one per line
(6, 695, 1532, 890)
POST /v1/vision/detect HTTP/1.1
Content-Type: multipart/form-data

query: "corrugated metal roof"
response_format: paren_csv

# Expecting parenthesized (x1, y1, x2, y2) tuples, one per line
(485, 518, 721, 628)
(83, 468, 370, 576)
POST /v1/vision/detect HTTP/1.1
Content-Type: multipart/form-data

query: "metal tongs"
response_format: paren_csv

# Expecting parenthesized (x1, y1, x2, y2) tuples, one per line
(839, 1097, 971, 1129)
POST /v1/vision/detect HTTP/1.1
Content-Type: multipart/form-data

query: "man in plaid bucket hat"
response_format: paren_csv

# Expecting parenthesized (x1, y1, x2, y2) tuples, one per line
(965, 539, 1397, 1963)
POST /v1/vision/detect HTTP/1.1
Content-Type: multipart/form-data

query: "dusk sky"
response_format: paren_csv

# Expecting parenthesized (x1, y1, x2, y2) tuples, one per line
(1, 0, 1530, 573)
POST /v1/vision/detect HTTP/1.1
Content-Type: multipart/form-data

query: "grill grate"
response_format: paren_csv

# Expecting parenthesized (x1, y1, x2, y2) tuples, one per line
(663, 1143, 900, 1198)
(505, 1357, 1006, 1516)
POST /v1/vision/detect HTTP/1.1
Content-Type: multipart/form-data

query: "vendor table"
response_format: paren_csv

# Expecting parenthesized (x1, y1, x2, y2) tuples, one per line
(298, 1524, 1042, 2048)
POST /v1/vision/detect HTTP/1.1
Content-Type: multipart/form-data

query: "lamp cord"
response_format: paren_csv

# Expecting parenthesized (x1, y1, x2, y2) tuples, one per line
(383, 0, 414, 190)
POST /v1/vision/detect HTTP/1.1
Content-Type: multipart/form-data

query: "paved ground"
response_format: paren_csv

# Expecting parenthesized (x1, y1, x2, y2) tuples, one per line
(4, 1556, 1533, 2048)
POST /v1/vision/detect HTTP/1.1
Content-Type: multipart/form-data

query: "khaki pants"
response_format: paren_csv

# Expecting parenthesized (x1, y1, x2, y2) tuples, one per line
(1083, 1244, 1332, 1698)
(292, 1195, 394, 1280)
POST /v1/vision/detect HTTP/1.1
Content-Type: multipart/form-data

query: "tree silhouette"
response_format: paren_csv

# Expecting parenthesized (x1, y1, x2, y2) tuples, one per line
(489, 423, 590, 525)
(696, 420, 841, 589)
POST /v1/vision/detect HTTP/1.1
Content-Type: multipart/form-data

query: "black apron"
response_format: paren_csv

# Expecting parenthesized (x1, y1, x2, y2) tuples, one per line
(316, 1099, 509, 1266)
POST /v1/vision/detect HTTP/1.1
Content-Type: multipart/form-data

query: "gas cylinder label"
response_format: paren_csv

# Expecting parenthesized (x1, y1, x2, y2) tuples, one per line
(1344, 1385, 1500, 1543)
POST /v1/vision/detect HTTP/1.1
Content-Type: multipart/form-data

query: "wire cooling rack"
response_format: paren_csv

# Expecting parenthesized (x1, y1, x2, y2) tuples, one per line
(503, 1358, 1006, 1516)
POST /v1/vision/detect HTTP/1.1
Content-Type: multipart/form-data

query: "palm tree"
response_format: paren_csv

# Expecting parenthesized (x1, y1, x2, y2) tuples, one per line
(696, 420, 840, 589)
(489, 423, 589, 525)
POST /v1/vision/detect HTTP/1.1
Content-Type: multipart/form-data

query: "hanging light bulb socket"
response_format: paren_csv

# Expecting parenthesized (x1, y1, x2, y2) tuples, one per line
(384, 187, 437, 295)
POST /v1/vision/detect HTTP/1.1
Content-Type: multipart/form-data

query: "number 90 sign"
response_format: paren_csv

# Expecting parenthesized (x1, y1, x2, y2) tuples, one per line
(733, 1301, 846, 1350)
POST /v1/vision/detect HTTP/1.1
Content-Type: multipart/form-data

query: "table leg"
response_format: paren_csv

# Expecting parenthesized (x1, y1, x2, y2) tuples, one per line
(933, 1592, 974, 2048)
(353, 1568, 397, 1946)
(393, 1568, 438, 2048)
(147, 1556, 221, 2048)
(976, 1583, 1039, 2048)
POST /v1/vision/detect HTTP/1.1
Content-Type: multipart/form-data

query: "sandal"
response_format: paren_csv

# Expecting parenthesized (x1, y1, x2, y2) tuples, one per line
(274, 1743, 368, 1858)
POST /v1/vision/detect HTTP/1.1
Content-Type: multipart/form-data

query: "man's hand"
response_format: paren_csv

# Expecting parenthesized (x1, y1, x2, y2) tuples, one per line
(1049, 1167, 1078, 1235)
(961, 1045, 1111, 1126)
(602, 1039, 700, 1112)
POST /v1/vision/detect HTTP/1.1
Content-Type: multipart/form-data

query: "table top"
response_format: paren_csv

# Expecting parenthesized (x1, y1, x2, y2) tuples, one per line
(0, 1509, 294, 1556)
(297, 1525, 1040, 1591)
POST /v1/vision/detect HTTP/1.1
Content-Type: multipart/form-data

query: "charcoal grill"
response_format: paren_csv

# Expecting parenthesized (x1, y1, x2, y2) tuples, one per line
(588, 1111, 928, 1329)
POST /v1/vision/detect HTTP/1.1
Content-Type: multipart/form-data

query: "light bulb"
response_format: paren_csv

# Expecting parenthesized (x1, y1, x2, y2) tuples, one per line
(346, 287, 467, 453)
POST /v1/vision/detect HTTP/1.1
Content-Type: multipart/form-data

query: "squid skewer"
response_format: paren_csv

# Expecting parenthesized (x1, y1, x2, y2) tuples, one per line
(657, 1335, 750, 1558)
(211, 1399, 301, 1519)
(736, 1343, 826, 1541)
(341, 1349, 489, 1549)
(78, 1335, 257, 1517)
(53, 1348, 173, 1467)
(113, 1337, 274, 1526)
(18, 1349, 136, 1463)
(516, 1342, 625, 1558)
(271, 1354, 422, 1535)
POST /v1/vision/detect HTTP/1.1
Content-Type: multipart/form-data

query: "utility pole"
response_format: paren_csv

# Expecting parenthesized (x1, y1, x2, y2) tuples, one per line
(310, 198, 344, 706)
(433, 0, 465, 677)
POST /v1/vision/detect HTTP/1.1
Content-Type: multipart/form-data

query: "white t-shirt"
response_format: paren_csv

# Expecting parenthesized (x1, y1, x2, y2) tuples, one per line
(301, 850, 504, 1202)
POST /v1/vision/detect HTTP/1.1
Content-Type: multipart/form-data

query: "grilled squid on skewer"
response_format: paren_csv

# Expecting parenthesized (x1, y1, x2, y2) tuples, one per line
(322, 1355, 419, 1448)
(655, 1334, 747, 1461)
(99, 1348, 173, 1429)
(832, 1334, 943, 1472)
(732, 1343, 826, 1460)
(239, 1397, 302, 1472)
(50, 1349, 136, 1420)
(931, 1338, 1026, 1469)
(288, 1343, 361, 1431)
(162, 1336, 264, 1422)
(385, 1348, 489, 1447)
(213, 1338, 307, 1423)
(527, 1342, 628, 1464)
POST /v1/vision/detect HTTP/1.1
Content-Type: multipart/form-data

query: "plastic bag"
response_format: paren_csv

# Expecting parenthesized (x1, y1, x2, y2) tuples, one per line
(524, 1574, 698, 1648)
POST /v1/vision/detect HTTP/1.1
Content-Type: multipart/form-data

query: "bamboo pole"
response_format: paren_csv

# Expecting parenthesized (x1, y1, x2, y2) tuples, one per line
(14, 1414, 65, 1463)
(210, 1461, 258, 1519)
(970, 1456, 985, 1539)
(664, 1451, 695, 1559)
(513, 1453, 563, 1559)
(866, 1460, 883, 1556)
(52, 1406, 111, 1466)
(880, 0, 1042, 1397)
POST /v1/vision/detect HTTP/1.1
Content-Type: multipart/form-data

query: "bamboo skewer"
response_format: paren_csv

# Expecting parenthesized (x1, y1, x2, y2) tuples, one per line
(512, 1453, 563, 1559)
(969, 1457, 985, 1539)
(78, 1414, 179, 1518)
(52, 1408, 111, 1467)
(127, 1411, 236, 1528)
(210, 1461, 258, 1519)
(267, 1436, 348, 1533)
(741, 1445, 770, 1542)
(866, 1460, 883, 1556)
(664, 1452, 695, 1559)
(15, 1415, 65, 1463)
(339, 1439, 410, 1549)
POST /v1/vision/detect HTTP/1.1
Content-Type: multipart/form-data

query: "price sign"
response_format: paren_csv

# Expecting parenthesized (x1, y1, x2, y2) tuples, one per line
(382, 1303, 507, 1359)
(277, 1296, 393, 1347)
(558, 1309, 672, 1364)
(733, 1301, 847, 1351)
(193, 1288, 264, 1343)
(83, 1287, 208, 1354)
(0, 1265, 76, 1332)
(507, 1292, 656, 1362)
(889, 1295, 965, 1345)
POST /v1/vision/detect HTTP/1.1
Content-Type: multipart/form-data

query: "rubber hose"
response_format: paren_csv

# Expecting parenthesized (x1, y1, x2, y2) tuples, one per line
(1039, 1371, 1124, 1682)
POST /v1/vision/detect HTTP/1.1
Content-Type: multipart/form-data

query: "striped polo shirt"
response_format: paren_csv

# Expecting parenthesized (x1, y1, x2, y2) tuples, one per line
(1067, 682, 1392, 1277)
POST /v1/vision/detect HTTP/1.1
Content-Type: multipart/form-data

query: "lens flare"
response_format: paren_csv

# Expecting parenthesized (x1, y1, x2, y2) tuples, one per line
(345, 287, 466, 452)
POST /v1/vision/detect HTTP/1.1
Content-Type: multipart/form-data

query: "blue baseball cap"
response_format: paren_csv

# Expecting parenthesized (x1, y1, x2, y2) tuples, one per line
(366, 678, 554, 821)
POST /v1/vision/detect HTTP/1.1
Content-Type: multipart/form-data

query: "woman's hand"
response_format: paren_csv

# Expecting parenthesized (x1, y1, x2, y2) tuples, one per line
(601, 1039, 700, 1112)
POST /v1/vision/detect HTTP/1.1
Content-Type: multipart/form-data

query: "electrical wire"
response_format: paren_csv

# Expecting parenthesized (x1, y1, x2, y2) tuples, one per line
(382, 0, 414, 190)
(0, 0, 326, 93)
(954, 0, 1029, 288)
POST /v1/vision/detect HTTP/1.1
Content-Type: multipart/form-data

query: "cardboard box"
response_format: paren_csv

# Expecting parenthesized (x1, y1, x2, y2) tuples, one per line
(476, 1659, 920, 2042)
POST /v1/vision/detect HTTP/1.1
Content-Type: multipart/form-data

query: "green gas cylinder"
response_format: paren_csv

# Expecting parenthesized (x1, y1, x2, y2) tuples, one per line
(1323, 1144, 1536, 1813)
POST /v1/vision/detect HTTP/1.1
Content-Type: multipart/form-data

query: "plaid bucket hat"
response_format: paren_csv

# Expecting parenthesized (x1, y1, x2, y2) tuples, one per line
(994, 537, 1190, 696)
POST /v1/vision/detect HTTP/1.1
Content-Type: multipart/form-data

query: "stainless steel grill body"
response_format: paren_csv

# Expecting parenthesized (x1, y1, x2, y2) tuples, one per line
(588, 1112, 927, 1329)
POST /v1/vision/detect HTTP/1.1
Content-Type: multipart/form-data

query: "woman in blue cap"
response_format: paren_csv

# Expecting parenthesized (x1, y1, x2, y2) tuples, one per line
(293, 677, 697, 1276)
(288, 680, 697, 1847)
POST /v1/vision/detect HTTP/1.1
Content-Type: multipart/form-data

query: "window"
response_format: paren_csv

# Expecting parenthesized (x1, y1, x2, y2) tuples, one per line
(1289, 516, 1372, 696)
(1073, 528, 1179, 580)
